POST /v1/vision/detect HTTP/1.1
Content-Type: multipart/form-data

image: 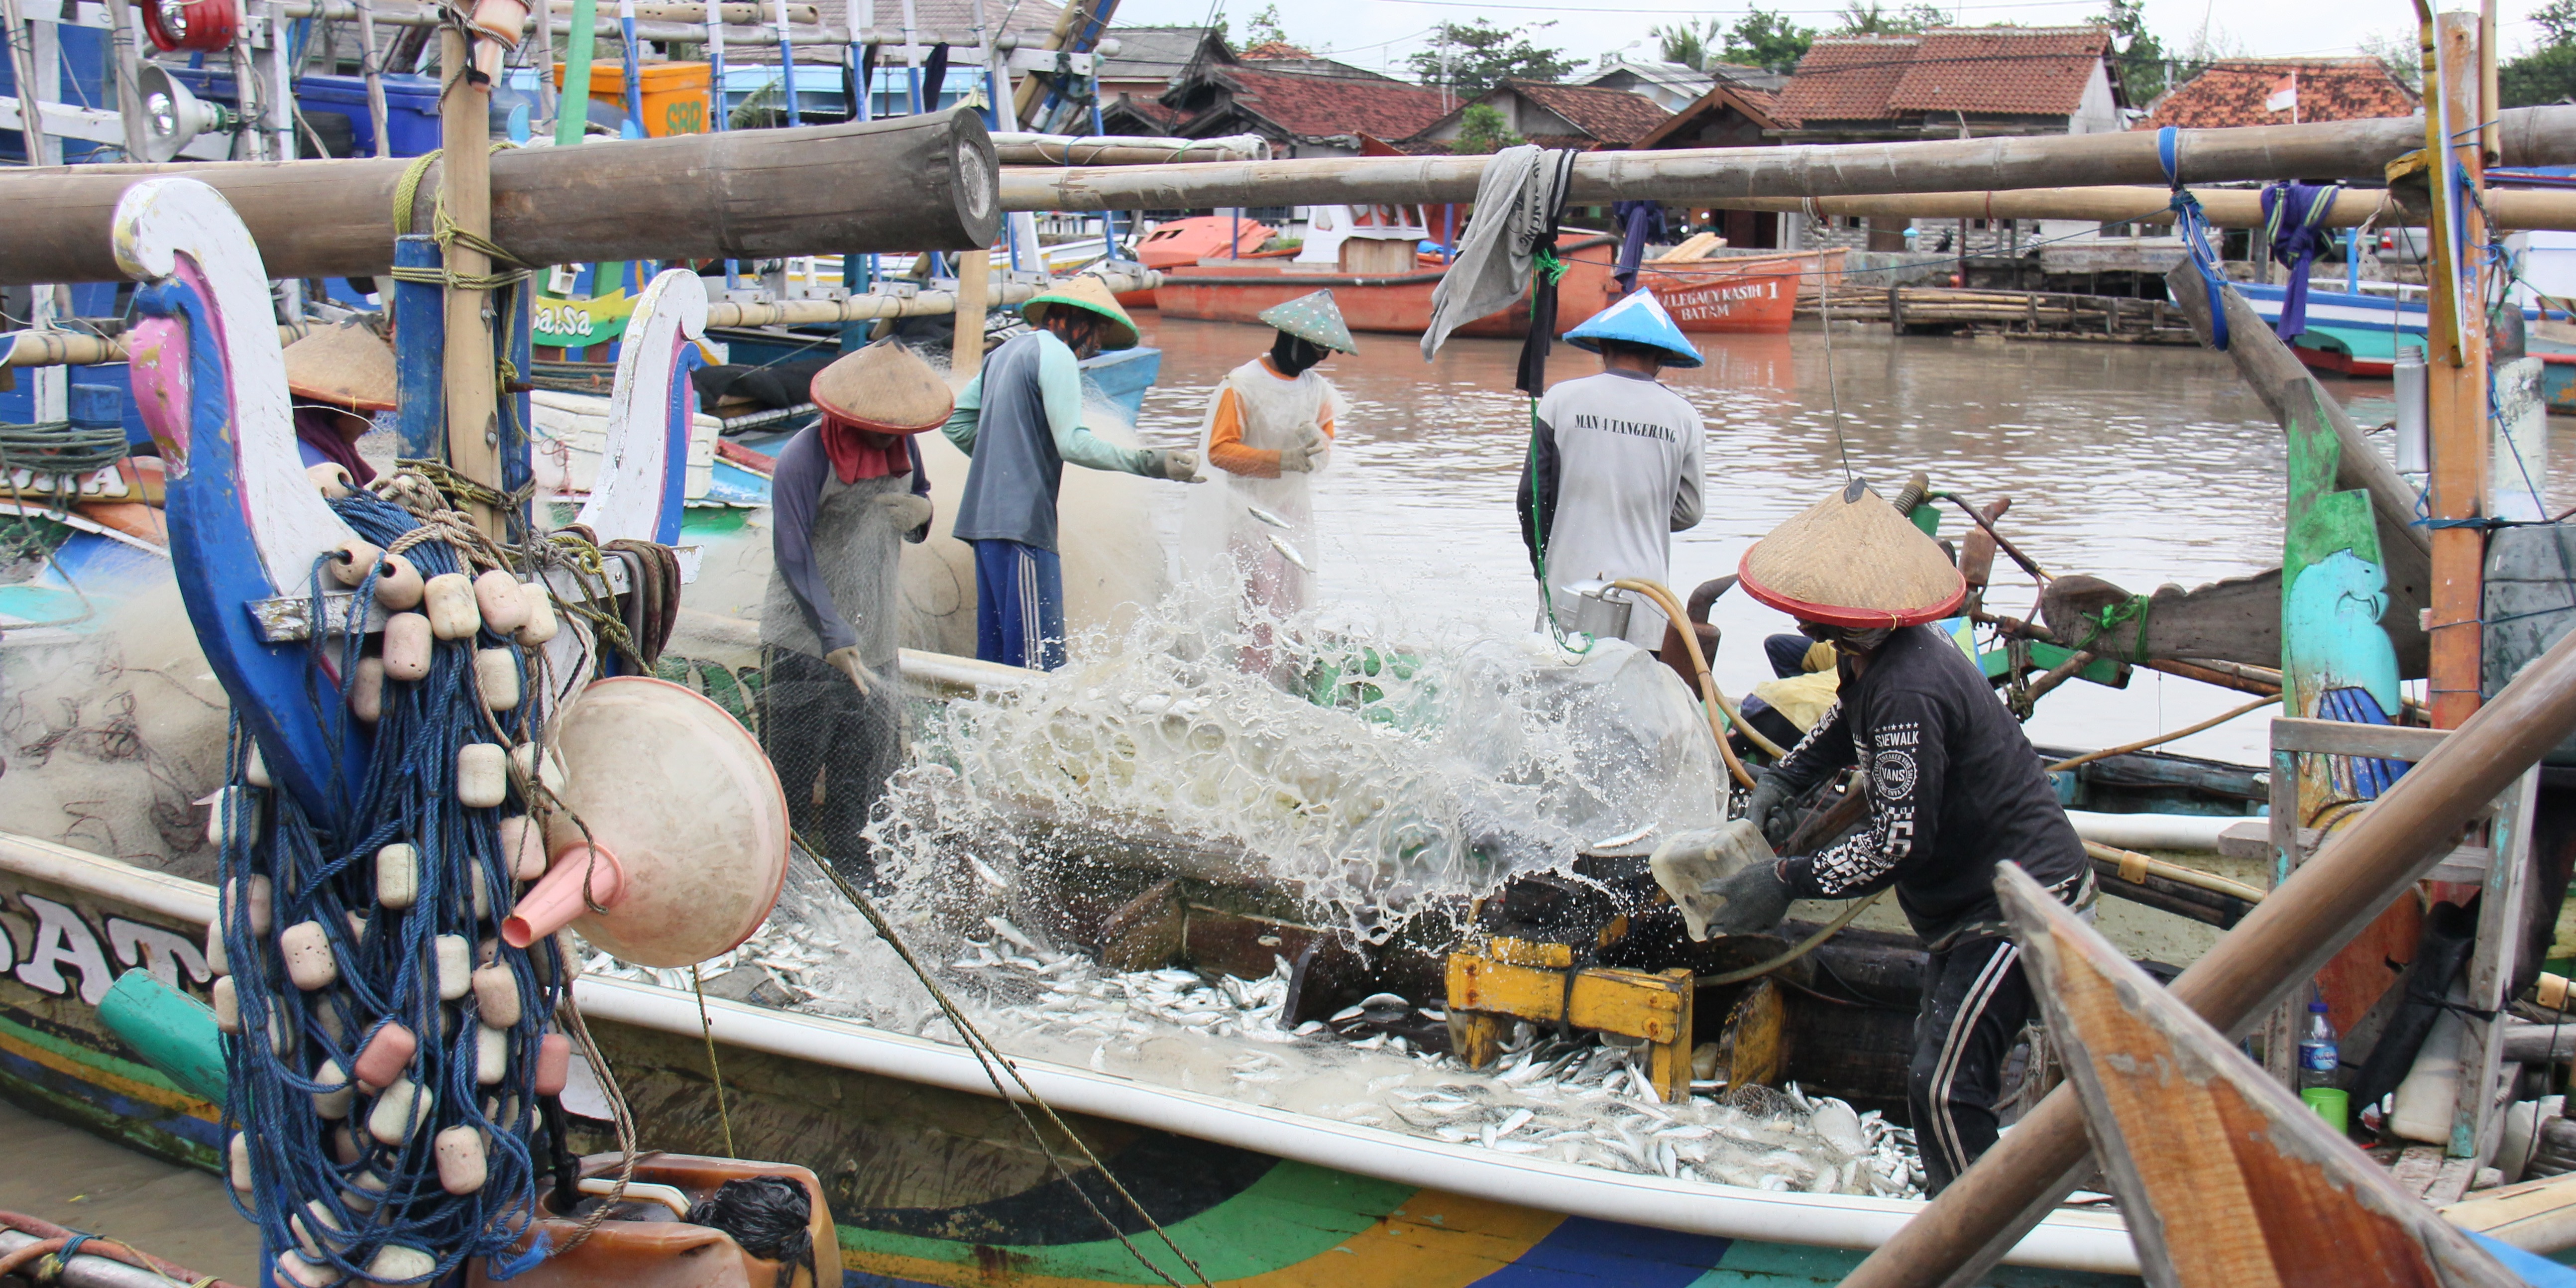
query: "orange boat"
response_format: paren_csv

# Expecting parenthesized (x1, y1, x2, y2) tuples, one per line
(1631, 248, 1844, 336)
(1157, 235, 1623, 339)
(1123, 216, 1279, 308)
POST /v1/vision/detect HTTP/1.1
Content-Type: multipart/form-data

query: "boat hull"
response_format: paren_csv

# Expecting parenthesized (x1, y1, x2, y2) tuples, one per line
(1157, 237, 1622, 340)
(0, 837, 2142, 1286)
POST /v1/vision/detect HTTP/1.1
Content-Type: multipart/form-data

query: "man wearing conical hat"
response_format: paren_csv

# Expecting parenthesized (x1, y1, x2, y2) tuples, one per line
(282, 322, 396, 488)
(758, 340, 945, 880)
(1199, 289, 1354, 677)
(1520, 290, 1705, 648)
(1691, 479, 2092, 1195)
(941, 275, 1199, 670)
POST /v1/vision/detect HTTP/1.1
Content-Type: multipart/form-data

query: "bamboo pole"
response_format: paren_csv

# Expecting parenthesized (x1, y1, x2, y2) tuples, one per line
(996, 106, 2576, 213)
(1840, 620, 2576, 1288)
(1693, 184, 2576, 233)
(439, 27, 502, 535)
(2429, 10, 2491, 729)
(2, 323, 316, 367)
(1011, 0, 1083, 121)
(99, 0, 146, 160)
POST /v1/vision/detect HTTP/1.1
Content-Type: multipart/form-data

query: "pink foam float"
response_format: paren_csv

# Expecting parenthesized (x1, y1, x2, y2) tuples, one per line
(499, 676, 787, 967)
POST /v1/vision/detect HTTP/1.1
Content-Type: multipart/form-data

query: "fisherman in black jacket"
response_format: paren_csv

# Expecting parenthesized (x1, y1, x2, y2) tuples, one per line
(1697, 480, 2094, 1194)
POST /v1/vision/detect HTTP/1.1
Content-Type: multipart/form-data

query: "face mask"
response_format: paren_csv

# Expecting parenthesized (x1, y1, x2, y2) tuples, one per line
(1270, 332, 1326, 376)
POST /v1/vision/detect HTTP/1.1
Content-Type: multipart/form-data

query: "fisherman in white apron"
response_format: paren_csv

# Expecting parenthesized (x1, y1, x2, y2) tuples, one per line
(1690, 482, 2095, 1194)
(1199, 289, 1354, 679)
(757, 340, 946, 882)
(282, 321, 396, 490)
(1517, 290, 1705, 648)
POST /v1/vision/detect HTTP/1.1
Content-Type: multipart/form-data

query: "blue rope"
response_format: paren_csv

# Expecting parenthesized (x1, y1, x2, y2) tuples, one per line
(2160, 126, 2231, 351)
(219, 492, 561, 1285)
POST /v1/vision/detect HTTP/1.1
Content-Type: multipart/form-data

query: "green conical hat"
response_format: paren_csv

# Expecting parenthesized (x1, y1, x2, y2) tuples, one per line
(1257, 289, 1357, 354)
(1020, 275, 1140, 351)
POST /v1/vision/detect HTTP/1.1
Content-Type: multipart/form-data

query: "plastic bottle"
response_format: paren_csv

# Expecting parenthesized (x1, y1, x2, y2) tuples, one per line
(2299, 1000, 2340, 1089)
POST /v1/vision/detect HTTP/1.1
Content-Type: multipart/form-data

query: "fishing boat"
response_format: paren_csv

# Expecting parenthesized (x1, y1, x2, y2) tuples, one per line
(1158, 235, 1624, 340)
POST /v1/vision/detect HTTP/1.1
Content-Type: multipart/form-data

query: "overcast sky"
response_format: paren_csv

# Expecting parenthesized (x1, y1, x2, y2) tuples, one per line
(1101, 0, 2554, 86)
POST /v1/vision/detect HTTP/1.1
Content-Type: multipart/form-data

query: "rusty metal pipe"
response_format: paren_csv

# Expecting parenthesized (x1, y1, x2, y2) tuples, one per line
(1844, 621, 2576, 1288)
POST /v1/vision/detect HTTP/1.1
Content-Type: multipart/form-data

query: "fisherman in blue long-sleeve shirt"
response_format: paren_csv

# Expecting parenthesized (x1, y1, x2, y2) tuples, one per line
(941, 276, 1199, 670)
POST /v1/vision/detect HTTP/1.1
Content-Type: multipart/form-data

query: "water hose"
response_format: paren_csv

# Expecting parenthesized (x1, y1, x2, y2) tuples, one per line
(1610, 579, 1785, 788)
(1700, 890, 1887, 987)
(2042, 694, 2280, 774)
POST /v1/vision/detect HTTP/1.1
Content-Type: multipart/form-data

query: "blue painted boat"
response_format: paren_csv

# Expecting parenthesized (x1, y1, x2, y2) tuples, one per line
(2230, 282, 2429, 377)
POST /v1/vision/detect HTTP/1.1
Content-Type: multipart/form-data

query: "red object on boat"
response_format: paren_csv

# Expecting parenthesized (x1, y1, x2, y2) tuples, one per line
(1127, 216, 1279, 309)
(714, 438, 776, 475)
(1632, 248, 1841, 336)
(1156, 235, 1623, 339)
(140, 0, 238, 52)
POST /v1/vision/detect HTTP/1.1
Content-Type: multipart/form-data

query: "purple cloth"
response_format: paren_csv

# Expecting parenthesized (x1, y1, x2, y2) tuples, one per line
(293, 406, 376, 485)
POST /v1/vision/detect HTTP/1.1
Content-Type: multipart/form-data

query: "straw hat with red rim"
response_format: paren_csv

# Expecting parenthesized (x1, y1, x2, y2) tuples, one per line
(282, 322, 398, 413)
(809, 340, 954, 433)
(1739, 478, 1967, 628)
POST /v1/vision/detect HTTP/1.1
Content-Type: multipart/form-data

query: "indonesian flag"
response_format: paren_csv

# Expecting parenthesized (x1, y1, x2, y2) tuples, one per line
(2265, 74, 2299, 113)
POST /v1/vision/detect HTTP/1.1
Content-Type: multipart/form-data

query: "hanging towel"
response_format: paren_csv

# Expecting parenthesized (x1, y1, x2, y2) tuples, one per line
(2261, 181, 2340, 342)
(1420, 145, 1575, 363)
(1611, 200, 1666, 296)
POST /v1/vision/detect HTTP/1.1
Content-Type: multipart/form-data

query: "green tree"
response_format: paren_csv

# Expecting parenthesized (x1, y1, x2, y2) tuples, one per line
(2099, 0, 2167, 103)
(2356, 28, 2422, 92)
(2503, 0, 2576, 106)
(1406, 19, 1575, 97)
(1829, 1, 1952, 36)
(1450, 103, 1526, 153)
(1242, 3, 1288, 49)
(1718, 8, 1815, 73)
(1652, 16, 1722, 70)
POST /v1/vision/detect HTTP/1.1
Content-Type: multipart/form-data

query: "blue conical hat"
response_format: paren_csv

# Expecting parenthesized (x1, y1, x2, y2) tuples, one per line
(1564, 290, 1702, 368)
(1256, 290, 1358, 354)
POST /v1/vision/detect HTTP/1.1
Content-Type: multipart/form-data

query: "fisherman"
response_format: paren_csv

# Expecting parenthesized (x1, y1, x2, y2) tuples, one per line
(1698, 481, 2093, 1195)
(942, 276, 1199, 670)
(282, 321, 397, 490)
(758, 340, 945, 883)
(1517, 290, 1705, 649)
(1199, 289, 1354, 677)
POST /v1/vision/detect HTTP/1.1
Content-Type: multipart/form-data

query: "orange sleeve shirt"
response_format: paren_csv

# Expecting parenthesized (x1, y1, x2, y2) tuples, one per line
(1207, 359, 1337, 479)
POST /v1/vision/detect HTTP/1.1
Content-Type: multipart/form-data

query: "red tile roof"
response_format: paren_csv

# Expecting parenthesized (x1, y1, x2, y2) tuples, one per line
(2140, 58, 2420, 129)
(1207, 65, 1453, 141)
(1632, 81, 1796, 149)
(1886, 26, 2110, 115)
(1500, 80, 1675, 148)
(1238, 40, 1313, 59)
(1777, 37, 1918, 122)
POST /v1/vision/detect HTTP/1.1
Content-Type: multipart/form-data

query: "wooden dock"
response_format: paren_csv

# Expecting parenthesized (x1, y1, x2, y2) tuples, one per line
(1807, 285, 2201, 345)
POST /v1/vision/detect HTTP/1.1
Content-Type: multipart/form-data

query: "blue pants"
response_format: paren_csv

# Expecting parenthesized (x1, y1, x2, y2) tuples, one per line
(971, 539, 1066, 671)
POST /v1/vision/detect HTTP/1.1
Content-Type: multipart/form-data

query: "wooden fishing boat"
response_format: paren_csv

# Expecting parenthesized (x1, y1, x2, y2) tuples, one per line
(0, 834, 2149, 1286)
(1157, 236, 1623, 340)
(1633, 260, 1803, 335)
(1123, 216, 1280, 308)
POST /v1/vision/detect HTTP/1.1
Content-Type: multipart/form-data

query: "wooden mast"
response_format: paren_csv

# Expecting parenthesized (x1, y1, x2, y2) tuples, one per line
(2426, 8, 2493, 730)
(1685, 185, 2576, 233)
(439, 23, 503, 534)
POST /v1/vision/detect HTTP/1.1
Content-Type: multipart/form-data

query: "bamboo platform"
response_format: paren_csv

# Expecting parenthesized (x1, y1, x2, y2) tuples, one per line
(1806, 285, 2201, 345)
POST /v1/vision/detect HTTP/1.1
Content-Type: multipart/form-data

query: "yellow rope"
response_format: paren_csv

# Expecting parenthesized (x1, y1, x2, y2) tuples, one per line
(688, 963, 738, 1157)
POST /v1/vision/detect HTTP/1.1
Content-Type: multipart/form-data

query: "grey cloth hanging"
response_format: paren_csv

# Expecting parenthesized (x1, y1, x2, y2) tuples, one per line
(1419, 145, 1576, 362)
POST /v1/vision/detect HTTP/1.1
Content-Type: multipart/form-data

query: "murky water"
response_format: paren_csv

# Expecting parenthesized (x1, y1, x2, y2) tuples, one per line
(1123, 317, 2576, 766)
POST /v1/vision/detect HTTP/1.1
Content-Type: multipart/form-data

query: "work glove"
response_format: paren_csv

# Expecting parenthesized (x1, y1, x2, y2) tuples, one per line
(822, 645, 879, 696)
(874, 490, 933, 541)
(1742, 774, 1792, 848)
(1145, 448, 1201, 482)
(1697, 860, 1794, 938)
(1275, 442, 1315, 474)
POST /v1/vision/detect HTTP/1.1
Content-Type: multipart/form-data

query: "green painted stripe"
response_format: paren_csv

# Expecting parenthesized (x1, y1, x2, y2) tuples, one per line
(0, 1073, 220, 1173)
(1691, 1241, 2139, 1287)
(0, 1010, 194, 1098)
(840, 1160, 1417, 1285)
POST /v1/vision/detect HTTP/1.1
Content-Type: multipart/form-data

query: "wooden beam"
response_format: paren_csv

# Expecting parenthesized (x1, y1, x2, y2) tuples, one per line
(0, 111, 1002, 285)
(1697, 185, 2576, 233)
(1445, 952, 1695, 1102)
(996, 106, 2576, 214)
(2429, 11, 2494, 730)
(438, 27, 500, 535)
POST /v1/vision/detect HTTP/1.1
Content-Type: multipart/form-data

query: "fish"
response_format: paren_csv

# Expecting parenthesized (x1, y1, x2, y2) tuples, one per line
(1245, 503, 1291, 529)
(1329, 1004, 1366, 1023)
(968, 856, 1013, 890)
(984, 917, 1038, 951)
(1495, 1108, 1534, 1137)
(1589, 822, 1658, 850)
(1266, 533, 1314, 573)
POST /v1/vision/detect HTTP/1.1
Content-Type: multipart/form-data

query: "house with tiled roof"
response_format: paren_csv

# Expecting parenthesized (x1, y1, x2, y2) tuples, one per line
(1116, 61, 1452, 158)
(1572, 57, 1715, 112)
(1633, 80, 1798, 248)
(1775, 26, 2122, 142)
(1406, 79, 1675, 152)
(2139, 58, 2418, 129)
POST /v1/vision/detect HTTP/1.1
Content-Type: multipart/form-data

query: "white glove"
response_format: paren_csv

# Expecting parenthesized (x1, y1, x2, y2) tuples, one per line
(1275, 442, 1315, 474)
(873, 490, 933, 533)
(1147, 449, 1201, 482)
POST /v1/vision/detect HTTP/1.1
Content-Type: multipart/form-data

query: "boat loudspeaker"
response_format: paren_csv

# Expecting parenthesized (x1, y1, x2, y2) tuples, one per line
(136, 64, 235, 163)
(502, 677, 792, 968)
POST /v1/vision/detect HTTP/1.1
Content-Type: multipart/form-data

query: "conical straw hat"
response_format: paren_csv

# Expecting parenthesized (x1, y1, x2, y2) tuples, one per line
(809, 339, 953, 433)
(1564, 289, 1701, 368)
(1739, 478, 1966, 627)
(1257, 289, 1358, 353)
(282, 322, 397, 412)
(1021, 275, 1141, 351)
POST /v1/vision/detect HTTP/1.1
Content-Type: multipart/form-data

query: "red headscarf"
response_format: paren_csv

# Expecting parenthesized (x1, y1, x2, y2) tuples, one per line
(818, 414, 914, 484)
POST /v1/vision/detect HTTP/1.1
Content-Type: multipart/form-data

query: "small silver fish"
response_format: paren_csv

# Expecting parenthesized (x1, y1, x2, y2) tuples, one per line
(985, 917, 1037, 951)
(1245, 503, 1291, 529)
(1266, 532, 1314, 573)
(1590, 822, 1658, 850)
(968, 856, 1012, 890)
